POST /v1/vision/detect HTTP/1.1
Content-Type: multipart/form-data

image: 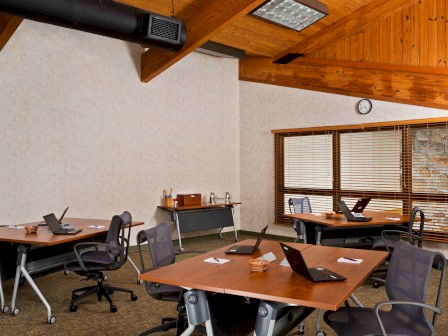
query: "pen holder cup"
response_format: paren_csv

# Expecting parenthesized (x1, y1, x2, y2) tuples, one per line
(164, 198, 174, 207)
(25, 225, 38, 234)
(248, 259, 269, 272)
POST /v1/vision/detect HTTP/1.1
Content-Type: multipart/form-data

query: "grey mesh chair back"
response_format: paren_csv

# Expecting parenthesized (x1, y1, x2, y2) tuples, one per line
(104, 211, 132, 270)
(289, 197, 312, 243)
(372, 206, 424, 251)
(385, 240, 445, 334)
(136, 223, 186, 335)
(324, 238, 446, 336)
(137, 223, 181, 301)
(289, 197, 312, 214)
(137, 223, 175, 270)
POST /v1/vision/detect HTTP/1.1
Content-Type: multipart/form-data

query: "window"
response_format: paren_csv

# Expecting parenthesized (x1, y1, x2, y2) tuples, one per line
(274, 118, 448, 243)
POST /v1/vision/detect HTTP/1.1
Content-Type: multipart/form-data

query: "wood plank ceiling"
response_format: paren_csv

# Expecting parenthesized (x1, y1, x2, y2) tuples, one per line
(1, 0, 448, 109)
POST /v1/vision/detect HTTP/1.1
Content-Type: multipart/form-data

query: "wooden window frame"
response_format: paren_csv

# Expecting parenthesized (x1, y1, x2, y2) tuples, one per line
(273, 117, 448, 243)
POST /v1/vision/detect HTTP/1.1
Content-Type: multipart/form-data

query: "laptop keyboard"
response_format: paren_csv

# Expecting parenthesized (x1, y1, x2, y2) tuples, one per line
(57, 228, 78, 233)
(235, 245, 254, 254)
(309, 268, 333, 281)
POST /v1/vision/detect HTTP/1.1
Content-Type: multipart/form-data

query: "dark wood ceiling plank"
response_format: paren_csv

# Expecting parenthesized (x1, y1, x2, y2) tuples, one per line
(273, 0, 418, 62)
(0, 13, 22, 52)
(140, 0, 266, 83)
(240, 56, 448, 110)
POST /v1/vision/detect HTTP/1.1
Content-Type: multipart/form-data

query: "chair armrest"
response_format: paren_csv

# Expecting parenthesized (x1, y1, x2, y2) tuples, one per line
(374, 300, 442, 336)
(72, 242, 125, 271)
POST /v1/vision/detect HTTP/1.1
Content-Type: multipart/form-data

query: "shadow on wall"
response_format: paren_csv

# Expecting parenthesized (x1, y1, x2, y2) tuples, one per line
(126, 42, 143, 76)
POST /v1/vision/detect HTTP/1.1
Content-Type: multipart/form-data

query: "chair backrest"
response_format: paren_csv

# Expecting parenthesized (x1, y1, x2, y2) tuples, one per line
(407, 207, 425, 247)
(105, 211, 132, 268)
(386, 240, 446, 334)
(289, 197, 312, 214)
(137, 223, 176, 272)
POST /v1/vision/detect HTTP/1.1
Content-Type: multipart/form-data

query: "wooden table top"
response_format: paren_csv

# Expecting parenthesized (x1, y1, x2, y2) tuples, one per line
(158, 202, 241, 211)
(0, 218, 144, 246)
(139, 239, 388, 311)
(285, 210, 410, 228)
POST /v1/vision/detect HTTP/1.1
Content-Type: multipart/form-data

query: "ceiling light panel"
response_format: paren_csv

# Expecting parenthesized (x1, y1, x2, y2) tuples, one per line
(252, 0, 328, 32)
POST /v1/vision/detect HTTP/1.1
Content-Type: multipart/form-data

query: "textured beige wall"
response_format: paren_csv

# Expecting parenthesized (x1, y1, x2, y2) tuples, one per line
(0, 20, 240, 243)
(239, 81, 448, 253)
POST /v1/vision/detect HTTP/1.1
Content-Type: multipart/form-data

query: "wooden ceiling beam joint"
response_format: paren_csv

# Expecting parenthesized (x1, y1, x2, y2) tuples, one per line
(140, 0, 266, 83)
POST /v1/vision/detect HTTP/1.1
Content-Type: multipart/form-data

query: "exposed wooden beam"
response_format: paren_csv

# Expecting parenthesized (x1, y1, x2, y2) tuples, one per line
(239, 56, 448, 110)
(140, 0, 266, 83)
(274, 0, 417, 63)
(0, 13, 22, 52)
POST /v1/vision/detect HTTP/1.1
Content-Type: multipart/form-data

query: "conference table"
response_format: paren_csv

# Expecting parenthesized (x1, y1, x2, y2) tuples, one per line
(158, 202, 241, 251)
(0, 217, 144, 324)
(285, 210, 411, 245)
(139, 239, 388, 336)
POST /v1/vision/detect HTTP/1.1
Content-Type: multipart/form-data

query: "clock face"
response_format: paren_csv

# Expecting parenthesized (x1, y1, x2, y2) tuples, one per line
(357, 99, 372, 114)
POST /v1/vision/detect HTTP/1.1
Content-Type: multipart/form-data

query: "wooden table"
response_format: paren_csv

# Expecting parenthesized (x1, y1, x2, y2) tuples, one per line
(139, 239, 387, 336)
(0, 218, 143, 323)
(285, 211, 410, 245)
(158, 202, 241, 251)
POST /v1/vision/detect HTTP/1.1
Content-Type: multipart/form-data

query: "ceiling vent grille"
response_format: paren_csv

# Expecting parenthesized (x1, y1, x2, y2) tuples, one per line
(142, 13, 184, 45)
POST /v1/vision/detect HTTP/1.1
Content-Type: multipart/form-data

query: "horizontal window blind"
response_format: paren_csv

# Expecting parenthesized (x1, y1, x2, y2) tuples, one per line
(274, 118, 448, 243)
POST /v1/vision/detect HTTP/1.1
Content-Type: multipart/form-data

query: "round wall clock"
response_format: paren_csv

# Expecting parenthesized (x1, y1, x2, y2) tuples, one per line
(357, 99, 372, 115)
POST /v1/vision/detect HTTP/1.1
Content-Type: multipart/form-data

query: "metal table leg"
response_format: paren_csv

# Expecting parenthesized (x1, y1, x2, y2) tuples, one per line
(0, 262, 8, 313)
(10, 245, 56, 324)
(173, 211, 185, 252)
(254, 301, 314, 336)
(231, 206, 239, 242)
(181, 290, 213, 336)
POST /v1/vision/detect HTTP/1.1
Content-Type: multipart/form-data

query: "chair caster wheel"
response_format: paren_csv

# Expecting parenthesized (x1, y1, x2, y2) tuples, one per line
(298, 324, 305, 334)
(137, 279, 143, 285)
(316, 330, 326, 336)
(64, 270, 70, 275)
(72, 294, 79, 300)
(103, 275, 108, 281)
(373, 282, 380, 288)
(48, 316, 56, 324)
(69, 305, 78, 312)
(11, 308, 20, 315)
(1, 306, 9, 313)
(108, 290, 114, 295)
(110, 305, 117, 313)
(131, 294, 138, 301)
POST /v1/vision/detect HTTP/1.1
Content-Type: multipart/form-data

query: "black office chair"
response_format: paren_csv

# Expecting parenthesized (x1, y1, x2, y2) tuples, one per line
(136, 223, 187, 336)
(288, 197, 312, 243)
(370, 206, 425, 287)
(324, 236, 446, 336)
(64, 211, 137, 313)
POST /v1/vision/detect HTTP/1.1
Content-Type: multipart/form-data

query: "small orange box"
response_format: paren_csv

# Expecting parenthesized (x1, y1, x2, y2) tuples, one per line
(177, 194, 201, 206)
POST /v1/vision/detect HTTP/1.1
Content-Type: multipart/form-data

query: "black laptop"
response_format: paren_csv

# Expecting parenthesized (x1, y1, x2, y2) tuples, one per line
(39, 207, 69, 226)
(351, 197, 371, 213)
(43, 213, 82, 235)
(225, 225, 268, 255)
(337, 201, 372, 222)
(280, 243, 346, 283)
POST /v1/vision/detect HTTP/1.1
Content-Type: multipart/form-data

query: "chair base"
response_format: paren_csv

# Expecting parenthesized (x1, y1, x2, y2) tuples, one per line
(70, 274, 137, 313)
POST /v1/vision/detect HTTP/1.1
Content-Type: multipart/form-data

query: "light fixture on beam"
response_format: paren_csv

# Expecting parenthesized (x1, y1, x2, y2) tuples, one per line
(252, 0, 328, 32)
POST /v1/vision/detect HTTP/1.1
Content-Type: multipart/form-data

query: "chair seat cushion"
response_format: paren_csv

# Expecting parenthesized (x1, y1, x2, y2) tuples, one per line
(324, 307, 433, 336)
(147, 282, 182, 301)
(372, 238, 397, 251)
(65, 251, 115, 271)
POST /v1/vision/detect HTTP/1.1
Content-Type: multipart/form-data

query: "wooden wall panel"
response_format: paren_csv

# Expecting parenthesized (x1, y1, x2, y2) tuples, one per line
(308, 0, 447, 69)
(436, 0, 446, 67)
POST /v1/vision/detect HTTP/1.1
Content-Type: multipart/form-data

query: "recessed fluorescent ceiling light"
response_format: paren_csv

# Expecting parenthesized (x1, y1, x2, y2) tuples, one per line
(252, 0, 328, 32)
